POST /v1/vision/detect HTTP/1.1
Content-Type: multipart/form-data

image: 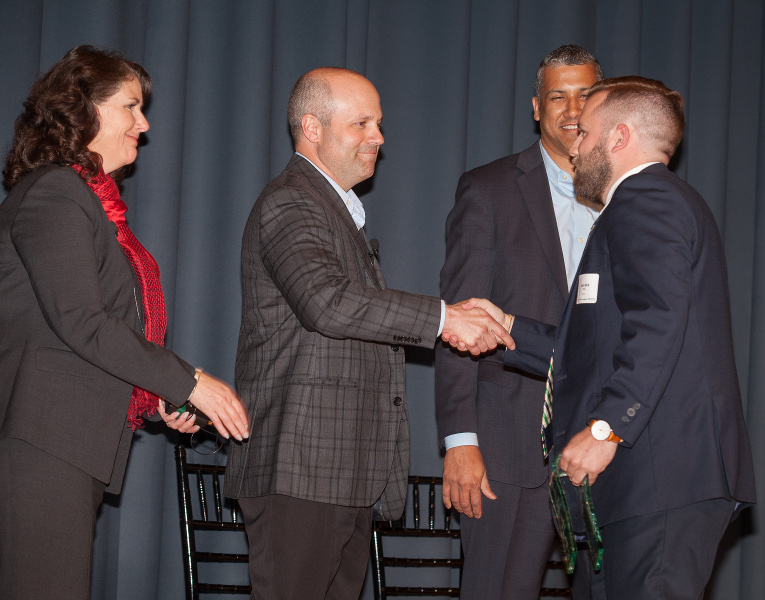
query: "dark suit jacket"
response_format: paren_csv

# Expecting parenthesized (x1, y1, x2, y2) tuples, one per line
(227, 155, 441, 519)
(435, 142, 567, 488)
(0, 166, 195, 493)
(504, 163, 756, 526)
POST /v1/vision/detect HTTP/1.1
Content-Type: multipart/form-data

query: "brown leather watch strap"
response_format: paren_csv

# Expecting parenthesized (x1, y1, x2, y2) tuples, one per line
(589, 419, 623, 443)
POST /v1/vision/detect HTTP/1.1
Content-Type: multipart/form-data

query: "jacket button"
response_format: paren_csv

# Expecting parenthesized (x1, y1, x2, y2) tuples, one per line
(414, 337, 421, 344)
(393, 397, 403, 406)
(391, 345, 399, 352)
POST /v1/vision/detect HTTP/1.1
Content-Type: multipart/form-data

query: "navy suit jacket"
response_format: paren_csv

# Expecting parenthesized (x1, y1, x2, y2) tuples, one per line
(504, 163, 755, 526)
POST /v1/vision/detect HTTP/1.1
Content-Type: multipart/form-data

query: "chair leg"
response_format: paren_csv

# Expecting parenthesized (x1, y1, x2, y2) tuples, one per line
(370, 529, 386, 600)
(175, 445, 200, 600)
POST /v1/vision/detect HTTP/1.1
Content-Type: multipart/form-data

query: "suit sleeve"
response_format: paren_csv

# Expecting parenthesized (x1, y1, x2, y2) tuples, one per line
(258, 185, 441, 345)
(11, 172, 195, 405)
(502, 316, 556, 376)
(590, 175, 695, 445)
(435, 171, 497, 439)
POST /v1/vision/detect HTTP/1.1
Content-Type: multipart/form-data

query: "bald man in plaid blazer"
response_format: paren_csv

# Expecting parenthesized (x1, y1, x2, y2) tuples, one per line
(226, 68, 511, 600)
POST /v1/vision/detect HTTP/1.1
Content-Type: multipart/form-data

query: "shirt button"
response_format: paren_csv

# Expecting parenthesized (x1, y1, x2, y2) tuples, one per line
(578, 237, 584, 243)
(562, 174, 568, 180)
(393, 397, 403, 406)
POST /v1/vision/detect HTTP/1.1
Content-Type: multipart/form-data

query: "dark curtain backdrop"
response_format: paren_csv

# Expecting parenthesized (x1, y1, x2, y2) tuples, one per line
(1, 1, 763, 598)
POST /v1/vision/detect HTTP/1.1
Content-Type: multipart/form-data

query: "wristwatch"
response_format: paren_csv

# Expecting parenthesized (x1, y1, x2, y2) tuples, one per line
(589, 419, 622, 443)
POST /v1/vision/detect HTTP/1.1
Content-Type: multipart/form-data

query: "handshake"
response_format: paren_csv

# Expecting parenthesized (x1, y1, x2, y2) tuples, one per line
(441, 298, 514, 355)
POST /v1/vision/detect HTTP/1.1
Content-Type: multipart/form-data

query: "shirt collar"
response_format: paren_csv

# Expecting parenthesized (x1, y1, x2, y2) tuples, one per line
(295, 152, 365, 229)
(539, 141, 575, 193)
(603, 162, 661, 209)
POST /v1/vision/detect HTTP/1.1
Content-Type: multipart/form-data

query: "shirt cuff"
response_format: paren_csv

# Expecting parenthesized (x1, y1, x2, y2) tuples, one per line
(437, 299, 446, 336)
(444, 432, 479, 449)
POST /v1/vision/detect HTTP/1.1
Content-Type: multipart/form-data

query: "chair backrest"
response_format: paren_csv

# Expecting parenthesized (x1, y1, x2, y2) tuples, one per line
(371, 475, 462, 599)
(175, 444, 251, 599)
(370, 475, 572, 599)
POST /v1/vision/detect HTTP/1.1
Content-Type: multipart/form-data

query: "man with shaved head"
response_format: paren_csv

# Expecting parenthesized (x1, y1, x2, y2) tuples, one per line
(466, 76, 755, 598)
(226, 67, 513, 599)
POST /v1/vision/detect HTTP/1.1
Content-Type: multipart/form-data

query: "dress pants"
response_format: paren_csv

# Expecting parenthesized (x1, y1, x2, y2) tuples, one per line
(570, 498, 736, 600)
(0, 437, 106, 600)
(459, 478, 556, 599)
(239, 494, 373, 600)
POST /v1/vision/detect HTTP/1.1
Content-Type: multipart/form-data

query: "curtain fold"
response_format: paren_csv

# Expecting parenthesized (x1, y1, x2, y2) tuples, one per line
(1, 1, 762, 598)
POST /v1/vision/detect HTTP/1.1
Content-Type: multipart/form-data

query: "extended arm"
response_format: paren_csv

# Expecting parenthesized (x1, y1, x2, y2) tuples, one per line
(12, 175, 194, 405)
(12, 173, 248, 439)
(259, 187, 510, 353)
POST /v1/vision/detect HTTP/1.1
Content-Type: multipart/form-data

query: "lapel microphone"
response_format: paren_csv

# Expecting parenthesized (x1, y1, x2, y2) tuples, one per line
(369, 238, 380, 263)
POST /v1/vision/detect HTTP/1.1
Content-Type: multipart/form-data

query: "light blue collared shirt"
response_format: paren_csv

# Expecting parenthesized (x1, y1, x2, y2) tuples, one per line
(296, 152, 366, 229)
(444, 143, 600, 451)
(540, 142, 600, 290)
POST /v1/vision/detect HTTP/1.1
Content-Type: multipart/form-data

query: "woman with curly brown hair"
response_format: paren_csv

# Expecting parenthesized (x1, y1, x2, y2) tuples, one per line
(0, 45, 249, 599)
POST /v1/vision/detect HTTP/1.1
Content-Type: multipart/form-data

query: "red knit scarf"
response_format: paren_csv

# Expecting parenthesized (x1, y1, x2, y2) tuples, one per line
(73, 165, 167, 430)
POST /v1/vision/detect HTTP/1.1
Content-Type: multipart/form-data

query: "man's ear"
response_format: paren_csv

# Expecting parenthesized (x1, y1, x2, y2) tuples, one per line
(610, 123, 630, 153)
(532, 96, 541, 122)
(301, 114, 322, 144)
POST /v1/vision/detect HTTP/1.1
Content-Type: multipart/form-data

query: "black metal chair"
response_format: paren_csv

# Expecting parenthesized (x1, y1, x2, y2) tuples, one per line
(371, 475, 462, 598)
(371, 475, 572, 599)
(175, 444, 251, 599)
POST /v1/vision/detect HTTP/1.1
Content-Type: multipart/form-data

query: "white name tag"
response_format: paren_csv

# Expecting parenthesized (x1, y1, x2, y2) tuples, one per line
(576, 273, 599, 304)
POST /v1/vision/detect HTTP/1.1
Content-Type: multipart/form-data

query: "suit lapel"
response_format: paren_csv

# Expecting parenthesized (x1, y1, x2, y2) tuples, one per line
(516, 145, 569, 301)
(289, 155, 383, 289)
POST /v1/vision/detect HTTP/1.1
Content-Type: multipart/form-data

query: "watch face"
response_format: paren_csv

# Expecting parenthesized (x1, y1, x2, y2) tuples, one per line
(591, 420, 611, 441)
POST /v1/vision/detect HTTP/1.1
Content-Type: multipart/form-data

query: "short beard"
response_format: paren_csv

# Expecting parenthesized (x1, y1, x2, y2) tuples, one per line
(572, 139, 613, 206)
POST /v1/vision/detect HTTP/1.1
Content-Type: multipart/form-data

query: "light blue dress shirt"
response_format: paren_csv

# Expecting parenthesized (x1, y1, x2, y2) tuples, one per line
(444, 142, 600, 450)
(540, 142, 600, 290)
(296, 152, 366, 229)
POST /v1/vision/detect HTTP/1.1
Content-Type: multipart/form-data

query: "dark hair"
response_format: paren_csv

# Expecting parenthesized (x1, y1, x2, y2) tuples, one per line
(588, 76, 685, 158)
(3, 45, 151, 189)
(535, 45, 603, 99)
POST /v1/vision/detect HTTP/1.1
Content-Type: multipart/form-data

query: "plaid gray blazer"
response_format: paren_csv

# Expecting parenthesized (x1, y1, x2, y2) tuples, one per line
(226, 155, 441, 520)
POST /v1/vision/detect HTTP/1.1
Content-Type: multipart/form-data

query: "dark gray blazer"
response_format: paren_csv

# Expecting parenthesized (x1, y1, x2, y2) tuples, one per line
(227, 154, 441, 519)
(0, 166, 195, 493)
(505, 164, 756, 526)
(435, 142, 567, 488)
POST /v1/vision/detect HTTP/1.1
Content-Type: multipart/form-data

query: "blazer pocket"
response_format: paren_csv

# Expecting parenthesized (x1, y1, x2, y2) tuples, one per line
(477, 360, 521, 390)
(579, 250, 608, 272)
(35, 346, 99, 380)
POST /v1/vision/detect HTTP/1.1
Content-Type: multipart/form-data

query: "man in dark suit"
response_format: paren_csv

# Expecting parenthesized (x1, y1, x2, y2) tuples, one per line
(463, 76, 756, 599)
(435, 45, 602, 598)
(226, 67, 513, 600)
